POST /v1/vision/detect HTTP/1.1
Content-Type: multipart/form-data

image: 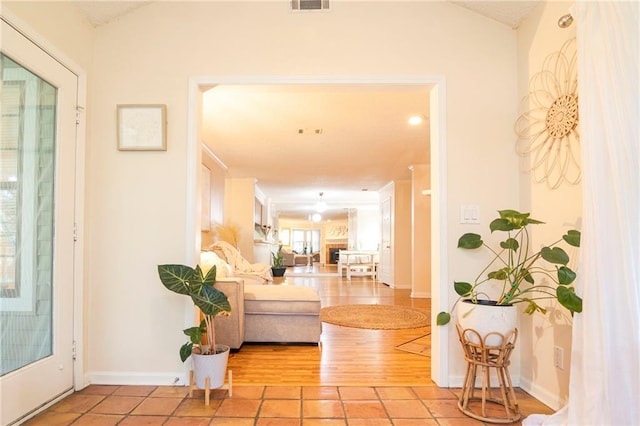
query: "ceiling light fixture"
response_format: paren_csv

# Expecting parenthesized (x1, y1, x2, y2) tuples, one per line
(315, 192, 327, 213)
(408, 115, 424, 126)
(310, 213, 322, 222)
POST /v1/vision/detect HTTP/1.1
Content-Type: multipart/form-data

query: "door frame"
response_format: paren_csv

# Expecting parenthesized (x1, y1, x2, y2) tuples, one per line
(1, 8, 88, 399)
(186, 76, 450, 386)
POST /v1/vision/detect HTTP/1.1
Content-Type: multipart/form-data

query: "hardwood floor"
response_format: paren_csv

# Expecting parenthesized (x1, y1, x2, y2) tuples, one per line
(227, 269, 432, 386)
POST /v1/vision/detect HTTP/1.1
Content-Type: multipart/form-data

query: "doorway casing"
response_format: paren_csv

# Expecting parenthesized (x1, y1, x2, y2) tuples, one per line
(186, 76, 450, 386)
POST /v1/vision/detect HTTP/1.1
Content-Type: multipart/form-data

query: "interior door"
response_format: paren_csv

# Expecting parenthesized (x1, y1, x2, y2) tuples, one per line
(1, 19, 78, 425)
(379, 195, 393, 284)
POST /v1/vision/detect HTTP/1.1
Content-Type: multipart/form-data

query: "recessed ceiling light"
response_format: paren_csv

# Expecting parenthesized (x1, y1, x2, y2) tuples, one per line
(408, 115, 424, 126)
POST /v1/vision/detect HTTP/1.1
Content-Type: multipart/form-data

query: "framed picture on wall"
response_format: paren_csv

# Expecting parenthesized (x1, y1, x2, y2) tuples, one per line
(117, 104, 167, 151)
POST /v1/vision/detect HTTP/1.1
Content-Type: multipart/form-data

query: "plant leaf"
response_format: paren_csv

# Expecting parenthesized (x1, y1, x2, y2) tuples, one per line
(182, 326, 203, 344)
(557, 286, 583, 313)
(180, 342, 193, 362)
(498, 209, 523, 218)
(557, 266, 576, 285)
(563, 230, 581, 247)
(191, 284, 232, 317)
(454, 281, 473, 296)
(524, 301, 546, 315)
(497, 209, 544, 227)
(488, 268, 509, 281)
(202, 264, 217, 287)
(157, 264, 196, 295)
(500, 238, 519, 251)
(526, 218, 544, 224)
(522, 269, 534, 284)
(541, 247, 569, 265)
(436, 312, 451, 326)
(490, 218, 516, 232)
(458, 233, 483, 249)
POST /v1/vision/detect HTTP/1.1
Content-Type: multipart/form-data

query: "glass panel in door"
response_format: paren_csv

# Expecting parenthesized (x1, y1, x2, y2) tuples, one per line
(1, 53, 57, 375)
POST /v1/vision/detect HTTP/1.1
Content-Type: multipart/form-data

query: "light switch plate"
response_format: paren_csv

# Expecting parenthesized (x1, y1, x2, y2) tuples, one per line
(460, 204, 480, 224)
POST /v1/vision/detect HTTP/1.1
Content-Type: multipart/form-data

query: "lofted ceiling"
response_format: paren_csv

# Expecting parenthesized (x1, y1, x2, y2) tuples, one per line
(73, 1, 541, 29)
(72, 0, 541, 220)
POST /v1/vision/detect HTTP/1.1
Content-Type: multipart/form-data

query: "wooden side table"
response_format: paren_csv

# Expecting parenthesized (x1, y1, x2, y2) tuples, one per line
(456, 324, 521, 423)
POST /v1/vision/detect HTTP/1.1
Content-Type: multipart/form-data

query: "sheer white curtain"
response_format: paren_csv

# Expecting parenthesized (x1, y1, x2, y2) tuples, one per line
(525, 2, 639, 425)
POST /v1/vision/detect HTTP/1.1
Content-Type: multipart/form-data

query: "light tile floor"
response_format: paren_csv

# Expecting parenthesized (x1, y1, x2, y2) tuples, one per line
(24, 384, 553, 425)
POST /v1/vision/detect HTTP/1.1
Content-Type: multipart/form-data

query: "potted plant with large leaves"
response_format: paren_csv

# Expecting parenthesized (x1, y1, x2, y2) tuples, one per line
(437, 209, 582, 343)
(157, 263, 232, 391)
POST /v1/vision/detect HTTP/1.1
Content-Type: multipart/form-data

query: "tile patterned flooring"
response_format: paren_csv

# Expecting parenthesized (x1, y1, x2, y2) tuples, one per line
(25, 383, 553, 425)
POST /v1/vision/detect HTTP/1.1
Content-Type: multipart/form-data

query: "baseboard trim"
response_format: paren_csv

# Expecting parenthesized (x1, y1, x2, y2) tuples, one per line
(86, 371, 189, 387)
(390, 283, 411, 290)
(519, 377, 564, 411)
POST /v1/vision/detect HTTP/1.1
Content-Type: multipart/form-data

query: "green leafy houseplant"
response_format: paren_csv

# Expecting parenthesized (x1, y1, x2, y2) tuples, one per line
(271, 244, 285, 268)
(157, 264, 231, 362)
(437, 209, 582, 326)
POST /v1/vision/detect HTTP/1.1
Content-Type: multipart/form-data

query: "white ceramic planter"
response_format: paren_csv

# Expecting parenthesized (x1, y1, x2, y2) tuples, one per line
(191, 345, 230, 389)
(457, 300, 517, 346)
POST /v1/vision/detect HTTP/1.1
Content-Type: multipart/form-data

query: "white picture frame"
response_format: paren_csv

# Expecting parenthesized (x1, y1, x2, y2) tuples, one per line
(117, 104, 167, 151)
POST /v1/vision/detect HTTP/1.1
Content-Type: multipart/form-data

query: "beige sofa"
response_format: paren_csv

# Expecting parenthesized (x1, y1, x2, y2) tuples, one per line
(214, 279, 322, 349)
(201, 250, 322, 350)
(282, 248, 320, 266)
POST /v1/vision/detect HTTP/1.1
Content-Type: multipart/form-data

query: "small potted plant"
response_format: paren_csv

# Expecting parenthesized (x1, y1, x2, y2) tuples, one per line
(437, 209, 582, 342)
(157, 263, 231, 390)
(271, 244, 287, 277)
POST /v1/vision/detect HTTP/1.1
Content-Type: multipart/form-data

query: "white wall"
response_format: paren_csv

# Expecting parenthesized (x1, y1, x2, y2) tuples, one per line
(201, 149, 227, 248)
(411, 164, 430, 298)
(516, 1, 582, 409)
(3, 1, 94, 69)
(355, 207, 380, 251)
(224, 178, 257, 260)
(6, 1, 522, 387)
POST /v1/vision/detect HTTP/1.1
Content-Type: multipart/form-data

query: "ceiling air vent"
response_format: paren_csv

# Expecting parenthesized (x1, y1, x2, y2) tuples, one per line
(291, 0, 330, 11)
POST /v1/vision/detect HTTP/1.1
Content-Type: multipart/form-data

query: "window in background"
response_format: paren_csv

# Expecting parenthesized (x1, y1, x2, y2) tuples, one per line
(291, 229, 320, 253)
(279, 228, 290, 246)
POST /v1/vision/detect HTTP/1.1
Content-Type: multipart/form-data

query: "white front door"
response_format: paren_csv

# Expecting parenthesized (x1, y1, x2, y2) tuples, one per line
(379, 195, 393, 285)
(1, 19, 78, 425)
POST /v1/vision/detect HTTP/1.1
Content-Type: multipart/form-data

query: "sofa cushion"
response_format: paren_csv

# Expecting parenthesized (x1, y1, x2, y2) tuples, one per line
(200, 251, 232, 278)
(244, 284, 321, 315)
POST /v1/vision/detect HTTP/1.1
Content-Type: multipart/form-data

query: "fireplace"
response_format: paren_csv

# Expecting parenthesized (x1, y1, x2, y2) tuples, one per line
(329, 248, 341, 264)
(325, 243, 347, 264)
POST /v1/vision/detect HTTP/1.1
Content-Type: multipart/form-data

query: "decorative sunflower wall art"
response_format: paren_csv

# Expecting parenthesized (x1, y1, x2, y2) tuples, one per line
(515, 37, 580, 189)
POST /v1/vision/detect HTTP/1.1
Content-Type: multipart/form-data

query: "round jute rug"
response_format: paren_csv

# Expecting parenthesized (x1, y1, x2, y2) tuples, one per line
(320, 304, 430, 330)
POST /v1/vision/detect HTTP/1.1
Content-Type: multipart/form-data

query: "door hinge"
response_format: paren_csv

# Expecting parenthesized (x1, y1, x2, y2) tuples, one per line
(73, 223, 78, 242)
(72, 340, 77, 361)
(75, 105, 85, 125)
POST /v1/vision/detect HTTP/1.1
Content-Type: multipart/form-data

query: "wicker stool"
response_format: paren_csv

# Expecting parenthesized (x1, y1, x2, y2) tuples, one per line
(456, 323, 521, 423)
